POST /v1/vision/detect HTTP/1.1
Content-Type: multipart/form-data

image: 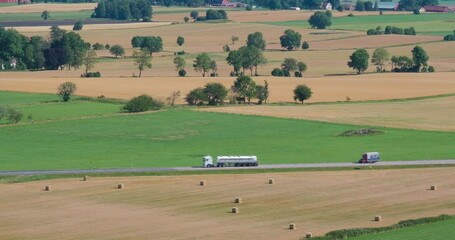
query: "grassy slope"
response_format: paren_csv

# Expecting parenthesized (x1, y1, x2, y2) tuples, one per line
(263, 13, 455, 35)
(348, 218, 455, 240)
(1, 107, 454, 170)
(0, 10, 92, 21)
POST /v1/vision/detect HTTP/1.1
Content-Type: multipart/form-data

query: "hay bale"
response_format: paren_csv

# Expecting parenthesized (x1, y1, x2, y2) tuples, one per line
(83, 176, 88, 181)
(117, 183, 124, 189)
(305, 233, 313, 238)
(44, 185, 51, 191)
(234, 197, 242, 204)
(375, 215, 382, 222)
(232, 207, 239, 214)
(269, 178, 275, 184)
(431, 185, 437, 191)
(200, 180, 206, 186)
(289, 223, 296, 230)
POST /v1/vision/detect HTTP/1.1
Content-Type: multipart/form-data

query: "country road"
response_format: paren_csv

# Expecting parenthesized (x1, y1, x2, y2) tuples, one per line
(1, 160, 454, 176)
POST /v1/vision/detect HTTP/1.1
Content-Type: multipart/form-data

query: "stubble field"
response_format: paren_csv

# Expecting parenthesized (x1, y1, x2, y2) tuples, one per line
(0, 168, 454, 240)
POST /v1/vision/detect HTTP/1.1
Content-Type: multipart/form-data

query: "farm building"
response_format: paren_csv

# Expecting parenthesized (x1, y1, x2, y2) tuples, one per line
(377, 2, 399, 10)
(321, 2, 332, 10)
(423, 5, 450, 12)
(289, 6, 301, 10)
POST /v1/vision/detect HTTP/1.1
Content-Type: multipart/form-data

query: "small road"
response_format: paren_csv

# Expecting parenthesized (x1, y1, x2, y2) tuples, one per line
(1, 160, 454, 176)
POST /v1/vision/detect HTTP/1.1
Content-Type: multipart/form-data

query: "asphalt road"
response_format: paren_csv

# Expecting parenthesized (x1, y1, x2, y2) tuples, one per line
(1, 160, 454, 176)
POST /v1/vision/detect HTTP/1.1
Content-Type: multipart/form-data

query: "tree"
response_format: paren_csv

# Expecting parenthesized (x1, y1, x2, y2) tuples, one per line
(235, 46, 267, 76)
(412, 45, 429, 72)
(247, 32, 266, 50)
(226, 50, 242, 75)
(348, 48, 369, 74)
(281, 58, 298, 73)
(176, 36, 185, 47)
(173, 56, 186, 71)
(256, 80, 269, 104)
(193, 53, 213, 77)
(308, 11, 332, 29)
(109, 45, 125, 58)
(82, 49, 97, 74)
(190, 10, 199, 19)
(167, 91, 181, 107)
(141, 36, 163, 56)
(391, 55, 413, 72)
(355, 0, 365, 10)
(57, 82, 77, 102)
(231, 35, 239, 45)
(122, 94, 164, 112)
(41, 10, 50, 20)
(371, 48, 390, 72)
(204, 82, 228, 105)
(297, 61, 308, 77)
(73, 21, 83, 31)
(280, 29, 302, 51)
(185, 87, 206, 105)
(293, 84, 312, 104)
(302, 41, 310, 50)
(133, 49, 152, 77)
(232, 75, 257, 104)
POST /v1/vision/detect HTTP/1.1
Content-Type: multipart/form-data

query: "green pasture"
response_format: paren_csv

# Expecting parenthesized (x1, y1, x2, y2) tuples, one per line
(0, 91, 454, 170)
(0, 3, 16, 7)
(0, 10, 92, 22)
(263, 13, 455, 36)
(348, 218, 455, 240)
(0, 91, 58, 105)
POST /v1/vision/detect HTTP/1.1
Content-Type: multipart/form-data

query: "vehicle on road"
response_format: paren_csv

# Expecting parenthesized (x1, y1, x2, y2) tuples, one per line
(203, 155, 258, 167)
(359, 152, 380, 163)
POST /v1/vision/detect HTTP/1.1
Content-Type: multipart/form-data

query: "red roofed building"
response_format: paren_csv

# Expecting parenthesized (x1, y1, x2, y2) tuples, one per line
(423, 5, 450, 12)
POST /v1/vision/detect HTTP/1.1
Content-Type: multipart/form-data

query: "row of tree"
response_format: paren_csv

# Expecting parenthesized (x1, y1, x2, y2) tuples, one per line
(94, 0, 152, 20)
(367, 26, 416, 36)
(348, 46, 432, 74)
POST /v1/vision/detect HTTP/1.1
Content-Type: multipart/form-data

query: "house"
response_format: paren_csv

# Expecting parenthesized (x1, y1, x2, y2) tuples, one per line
(10, 58, 17, 69)
(211, 0, 230, 6)
(377, 2, 399, 10)
(418, 7, 426, 13)
(423, 5, 450, 12)
(322, 2, 332, 10)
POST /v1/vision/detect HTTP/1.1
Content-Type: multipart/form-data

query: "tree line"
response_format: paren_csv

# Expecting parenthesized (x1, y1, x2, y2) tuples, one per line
(94, 0, 152, 21)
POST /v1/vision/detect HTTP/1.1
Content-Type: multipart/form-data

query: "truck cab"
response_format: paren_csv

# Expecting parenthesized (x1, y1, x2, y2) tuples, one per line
(203, 156, 214, 167)
(359, 152, 380, 163)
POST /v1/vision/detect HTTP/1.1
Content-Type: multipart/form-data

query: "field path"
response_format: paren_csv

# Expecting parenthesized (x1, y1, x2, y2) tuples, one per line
(1, 160, 454, 176)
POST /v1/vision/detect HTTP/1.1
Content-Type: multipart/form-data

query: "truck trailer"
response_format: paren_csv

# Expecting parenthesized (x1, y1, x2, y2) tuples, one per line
(358, 152, 380, 163)
(203, 155, 258, 167)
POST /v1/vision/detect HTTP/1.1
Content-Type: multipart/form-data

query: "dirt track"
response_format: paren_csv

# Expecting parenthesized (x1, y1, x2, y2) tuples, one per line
(0, 168, 454, 239)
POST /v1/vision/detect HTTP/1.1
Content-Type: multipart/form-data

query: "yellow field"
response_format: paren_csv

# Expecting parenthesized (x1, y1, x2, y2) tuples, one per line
(0, 3, 96, 13)
(201, 95, 455, 131)
(0, 168, 453, 240)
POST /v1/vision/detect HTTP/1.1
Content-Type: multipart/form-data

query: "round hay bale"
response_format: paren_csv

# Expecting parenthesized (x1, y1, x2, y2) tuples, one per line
(200, 180, 206, 186)
(374, 215, 382, 222)
(305, 233, 313, 238)
(234, 197, 242, 204)
(44, 185, 51, 191)
(83, 176, 88, 181)
(117, 183, 124, 189)
(232, 207, 239, 214)
(289, 223, 296, 230)
(269, 178, 275, 184)
(431, 185, 437, 191)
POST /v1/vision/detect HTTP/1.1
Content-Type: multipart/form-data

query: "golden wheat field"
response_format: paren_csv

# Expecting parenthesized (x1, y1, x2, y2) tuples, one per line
(0, 168, 454, 240)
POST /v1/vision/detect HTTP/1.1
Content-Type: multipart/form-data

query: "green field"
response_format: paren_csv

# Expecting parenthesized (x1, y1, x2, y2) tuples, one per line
(263, 13, 455, 36)
(0, 10, 92, 21)
(1, 91, 454, 170)
(348, 218, 455, 240)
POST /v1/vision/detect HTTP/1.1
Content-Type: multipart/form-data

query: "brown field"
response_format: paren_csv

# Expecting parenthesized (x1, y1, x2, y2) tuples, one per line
(0, 168, 454, 240)
(1, 73, 455, 103)
(201, 95, 455, 131)
(0, 3, 96, 13)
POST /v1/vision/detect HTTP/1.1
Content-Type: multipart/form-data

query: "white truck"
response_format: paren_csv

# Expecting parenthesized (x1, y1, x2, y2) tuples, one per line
(358, 152, 380, 163)
(203, 155, 258, 167)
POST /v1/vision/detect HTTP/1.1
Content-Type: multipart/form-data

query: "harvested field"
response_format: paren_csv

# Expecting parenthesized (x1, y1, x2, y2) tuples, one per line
(0, 168, 454, 239)
(1, 73, 454, 103)
(9, 21, 171, 32)
(201, 95, 455, 131)
(0, 3, 96, 13)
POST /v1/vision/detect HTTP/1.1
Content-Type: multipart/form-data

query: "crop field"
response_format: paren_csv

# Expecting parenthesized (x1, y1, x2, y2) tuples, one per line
(0, 168, 454, 239)
(0, 3, 96, 13)
(348, 218, 455, 240)
(1, 91, 455, 170)
(201, 95, 455, 132)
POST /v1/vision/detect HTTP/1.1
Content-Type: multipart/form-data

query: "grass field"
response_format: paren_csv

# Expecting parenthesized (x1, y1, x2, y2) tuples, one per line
(0, 168, 453, 239)
(1, 91, 454, 170)
(0, 10, 92, 21)
(0, 3, 96, 13)
(264, 13, 455, 36)
(348, 218, 455, 240)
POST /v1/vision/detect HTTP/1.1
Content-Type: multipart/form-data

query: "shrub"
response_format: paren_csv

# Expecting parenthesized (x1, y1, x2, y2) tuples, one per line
(143, 16, 151, 22)
(246, 4, 252, 11)
(379, 10, 383, 15)
(302, 41, 309, 50)
(92, 43, 104, 50)
(183, 16, 189, 22)
(57, 82, 77, 102)
(105, 44, 110, 50)
(6, 108, 23, 124)
(122, 94, 164, 113)
(73, 21, 83, 31)
(444, 34, 455, 41)
(175, 50, 185, 55)
(185, 87, 206, 105)
(271, 68, 284, 76)
(196, 16, 206, 21)
(81, 72, 101, 78)
(336, 5, 343, 12)
(294, 71, 302, 77)
(348, 13, 354, 17)
(223, 44, 230, 52)
(428, 66, 435, 72)
(413, 8, 420, 14)
(178, 69, 186, 77)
